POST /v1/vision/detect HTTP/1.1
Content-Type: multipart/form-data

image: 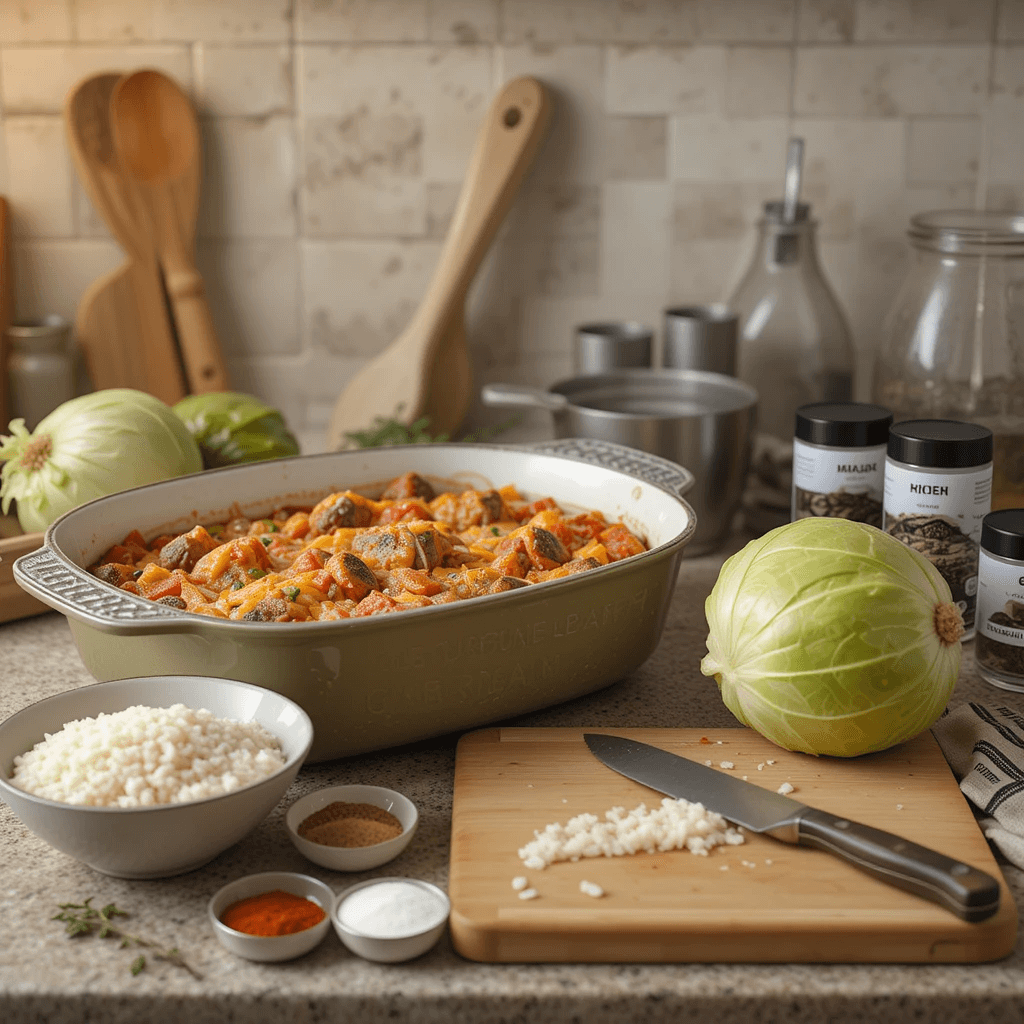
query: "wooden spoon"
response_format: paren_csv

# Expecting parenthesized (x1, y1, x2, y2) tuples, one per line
(327, 76, 551, 450)
(109, 69, 229, 394)
(64, 72, 187, 404)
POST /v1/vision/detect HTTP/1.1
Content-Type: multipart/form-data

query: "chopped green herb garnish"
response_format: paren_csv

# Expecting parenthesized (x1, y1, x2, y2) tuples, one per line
(260, 536, 273, 547)
(132, 569, 144, 579)
(283, 586, 300, 601)
(248, 568, 266, 579)
(262, 520, 279, 532)
(232, 581, 245, 590)
(208, 523, 224, 535)
(490, 526, 500, 536)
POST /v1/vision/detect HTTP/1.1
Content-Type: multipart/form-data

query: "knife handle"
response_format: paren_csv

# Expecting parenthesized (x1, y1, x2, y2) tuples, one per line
(796, 808, 1001, 923)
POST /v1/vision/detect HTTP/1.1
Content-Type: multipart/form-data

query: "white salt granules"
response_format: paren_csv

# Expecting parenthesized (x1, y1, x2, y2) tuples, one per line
(518, 888, 539, 900)
(579, 880, 604, 898)
(719, 761, 735, 769)
(518, 798, 745, 870)
(338, 881, 448, 937)
(777, 782, 795, 795)
(10, 703, 285, 807)
(511, 876, 529, 891)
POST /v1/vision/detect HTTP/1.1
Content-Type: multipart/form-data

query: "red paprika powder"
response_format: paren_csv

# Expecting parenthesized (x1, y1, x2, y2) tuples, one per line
(221, 889, 326, 936)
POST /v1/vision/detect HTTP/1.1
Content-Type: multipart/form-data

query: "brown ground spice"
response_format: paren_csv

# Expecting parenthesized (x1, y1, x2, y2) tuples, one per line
(297, 801, 403, 848)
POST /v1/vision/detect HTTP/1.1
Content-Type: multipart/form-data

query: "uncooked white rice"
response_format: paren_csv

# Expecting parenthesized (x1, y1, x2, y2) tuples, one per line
(11, 703, 286, 808)
(518, 798, 745, 870)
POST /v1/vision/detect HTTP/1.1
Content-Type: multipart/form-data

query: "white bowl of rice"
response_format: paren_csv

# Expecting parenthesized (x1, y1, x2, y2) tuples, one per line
(0, 676, 313, 879)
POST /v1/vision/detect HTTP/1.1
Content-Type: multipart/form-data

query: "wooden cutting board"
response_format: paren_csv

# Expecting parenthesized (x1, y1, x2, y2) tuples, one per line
(449, 728, 1017, 964)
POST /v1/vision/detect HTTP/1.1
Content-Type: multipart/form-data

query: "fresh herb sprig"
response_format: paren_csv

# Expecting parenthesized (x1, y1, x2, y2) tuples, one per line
(53, 898, 202, 980)
(343, 408, 520, 449)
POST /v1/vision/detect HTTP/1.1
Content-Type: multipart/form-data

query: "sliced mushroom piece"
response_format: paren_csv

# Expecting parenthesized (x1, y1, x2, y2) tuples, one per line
(309, 491, 375, 535)
(158, 525, 220, 573)
(242, 596, 290, 622)
(325, 551, 380, 601)
(380, 471, 436, 502)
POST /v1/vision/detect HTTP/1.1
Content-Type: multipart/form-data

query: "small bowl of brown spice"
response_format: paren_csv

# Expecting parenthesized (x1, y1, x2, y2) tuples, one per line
(284, 784, 418, 871)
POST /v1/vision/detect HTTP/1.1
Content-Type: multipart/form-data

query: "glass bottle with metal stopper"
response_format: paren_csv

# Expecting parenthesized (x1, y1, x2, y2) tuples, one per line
(729, 138, 856, 534)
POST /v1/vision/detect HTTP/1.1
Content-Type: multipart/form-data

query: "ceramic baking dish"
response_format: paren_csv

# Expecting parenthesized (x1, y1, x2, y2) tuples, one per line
(13, 439, 696, 761)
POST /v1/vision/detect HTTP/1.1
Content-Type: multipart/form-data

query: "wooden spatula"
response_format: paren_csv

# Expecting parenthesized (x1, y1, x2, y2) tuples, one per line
(327, 76, 551, 450)
(64, 72, 187, 404)
(109, 69, 229, 394)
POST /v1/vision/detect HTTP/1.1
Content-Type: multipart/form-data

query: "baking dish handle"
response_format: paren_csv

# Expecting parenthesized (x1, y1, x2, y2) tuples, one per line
(522, 438, 696, 497)
(13, 546, 193, 631)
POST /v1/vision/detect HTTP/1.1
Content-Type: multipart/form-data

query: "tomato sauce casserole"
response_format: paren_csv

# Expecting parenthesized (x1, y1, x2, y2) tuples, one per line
(88, 471, 648, 623)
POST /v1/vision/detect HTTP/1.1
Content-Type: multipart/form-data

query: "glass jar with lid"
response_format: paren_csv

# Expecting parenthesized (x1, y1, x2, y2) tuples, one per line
(871, 211, 1024, 512)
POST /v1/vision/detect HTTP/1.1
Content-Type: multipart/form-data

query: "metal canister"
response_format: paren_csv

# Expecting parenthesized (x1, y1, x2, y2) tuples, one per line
(5, 316, 74, 430)
(574, 322, 652, 375)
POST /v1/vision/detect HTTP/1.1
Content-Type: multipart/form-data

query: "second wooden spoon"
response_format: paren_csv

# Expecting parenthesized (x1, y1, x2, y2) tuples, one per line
(109, 68, 229, 394)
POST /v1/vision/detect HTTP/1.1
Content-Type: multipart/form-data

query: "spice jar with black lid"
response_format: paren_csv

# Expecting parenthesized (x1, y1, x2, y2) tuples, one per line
(883, 419, 993, 639)
(792, 401, 892, 527)
(976, 509, 1024, 691)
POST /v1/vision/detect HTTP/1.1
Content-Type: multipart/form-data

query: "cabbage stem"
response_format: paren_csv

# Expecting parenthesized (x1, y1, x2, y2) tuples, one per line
(934, 602, 965, 646)
(18, 434, 52, 470)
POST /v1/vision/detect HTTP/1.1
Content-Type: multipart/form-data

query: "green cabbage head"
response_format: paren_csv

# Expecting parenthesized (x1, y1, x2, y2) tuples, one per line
(700, 518, 964, 757)
(172, 391, 300, 469)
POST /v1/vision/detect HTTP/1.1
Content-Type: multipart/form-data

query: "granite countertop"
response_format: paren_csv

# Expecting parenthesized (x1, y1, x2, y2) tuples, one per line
(2, 538, 1024, 1024)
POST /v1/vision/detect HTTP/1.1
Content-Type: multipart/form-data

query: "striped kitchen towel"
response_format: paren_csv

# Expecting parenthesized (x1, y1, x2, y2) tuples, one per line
(932, 702, 1024, 869)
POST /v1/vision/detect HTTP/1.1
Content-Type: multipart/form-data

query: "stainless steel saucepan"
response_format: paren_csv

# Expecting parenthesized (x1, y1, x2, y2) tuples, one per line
(482, 368, 757, 555)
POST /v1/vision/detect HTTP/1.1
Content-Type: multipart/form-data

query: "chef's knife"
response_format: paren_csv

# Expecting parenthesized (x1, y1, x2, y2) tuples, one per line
(583, 733, 1001, 923)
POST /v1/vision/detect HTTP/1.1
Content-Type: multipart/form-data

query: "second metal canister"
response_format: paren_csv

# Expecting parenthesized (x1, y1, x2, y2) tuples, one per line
(662, 305, 738, 376)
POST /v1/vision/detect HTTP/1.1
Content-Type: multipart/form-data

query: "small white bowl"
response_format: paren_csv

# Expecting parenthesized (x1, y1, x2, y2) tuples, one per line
(0, 676, 313, 879)
(332, 877, 450, 963)
(209, 871, 335, 962)
(285, 784, 418, 871)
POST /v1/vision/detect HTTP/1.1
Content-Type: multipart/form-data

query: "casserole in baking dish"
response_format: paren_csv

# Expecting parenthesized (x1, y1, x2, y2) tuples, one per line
(14, 439, 696, 761)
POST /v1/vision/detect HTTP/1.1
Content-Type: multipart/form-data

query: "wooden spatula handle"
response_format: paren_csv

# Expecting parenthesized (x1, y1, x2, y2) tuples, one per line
(163, 264, 229, 393)
(417, 76, 551, 330)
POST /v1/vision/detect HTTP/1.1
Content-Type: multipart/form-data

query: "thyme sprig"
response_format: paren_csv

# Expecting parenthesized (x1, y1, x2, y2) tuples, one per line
(53, 898, 202, 980)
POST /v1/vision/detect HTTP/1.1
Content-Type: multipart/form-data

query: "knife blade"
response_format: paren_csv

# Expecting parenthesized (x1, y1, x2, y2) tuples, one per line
(583, 733, 1001, 923)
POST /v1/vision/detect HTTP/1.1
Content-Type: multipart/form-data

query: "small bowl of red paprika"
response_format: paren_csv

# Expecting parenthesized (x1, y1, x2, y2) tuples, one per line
(209, 871, 335, 962)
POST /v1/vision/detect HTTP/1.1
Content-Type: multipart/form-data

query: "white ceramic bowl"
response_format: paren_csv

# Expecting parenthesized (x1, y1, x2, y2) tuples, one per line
(0, 676, 314, 879)
(209, 871, 335, 962)
(285, 784, 418, 872)
(333, 877, 450, 963)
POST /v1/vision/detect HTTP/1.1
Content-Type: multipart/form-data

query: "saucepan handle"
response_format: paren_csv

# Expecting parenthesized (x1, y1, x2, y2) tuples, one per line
(481, 382, 568, 412)
(524, 438, 696, 499)
(14, 546, 192, 633)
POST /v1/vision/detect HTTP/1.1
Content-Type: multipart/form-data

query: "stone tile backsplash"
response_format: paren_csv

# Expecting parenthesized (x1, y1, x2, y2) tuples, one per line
(0, 0, 1021, 450)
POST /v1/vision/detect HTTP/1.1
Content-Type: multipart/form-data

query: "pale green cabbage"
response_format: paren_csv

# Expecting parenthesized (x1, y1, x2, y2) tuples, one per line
(700, 518, 964, 758)
(0, 388, 203, 533)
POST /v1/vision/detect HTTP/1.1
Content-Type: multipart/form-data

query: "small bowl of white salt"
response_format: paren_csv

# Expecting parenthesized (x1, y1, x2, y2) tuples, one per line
(332, 877, 450, 963)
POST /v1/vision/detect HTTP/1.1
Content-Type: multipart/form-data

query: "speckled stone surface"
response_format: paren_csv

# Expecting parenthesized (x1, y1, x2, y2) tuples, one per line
(3, 537, 1024, 1024)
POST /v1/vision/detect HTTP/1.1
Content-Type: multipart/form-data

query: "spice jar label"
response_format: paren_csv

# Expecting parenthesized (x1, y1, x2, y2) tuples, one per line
(883, 460, 992, 633)
(977, 551, 1024, 649)
(792, 440, 885, 526)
